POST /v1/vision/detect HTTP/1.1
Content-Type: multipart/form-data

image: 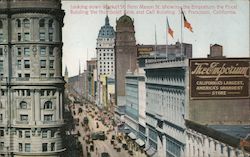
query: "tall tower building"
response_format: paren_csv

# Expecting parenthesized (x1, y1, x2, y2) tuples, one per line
(0, 0, 65, 156)
(96, 16, 115, 107)
(96, 16, 115, 76)
(115, 14, 137, 106)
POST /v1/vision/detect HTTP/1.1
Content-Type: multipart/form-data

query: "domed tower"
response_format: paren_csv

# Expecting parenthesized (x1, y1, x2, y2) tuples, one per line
(0, 0, 65, 156)
(96, 16, 115, 107)
(96, 15, 115, 76)
(115, 14, 137, 106)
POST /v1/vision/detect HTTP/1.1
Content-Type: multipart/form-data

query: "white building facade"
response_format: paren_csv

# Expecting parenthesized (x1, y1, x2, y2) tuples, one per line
(96, 16, 115, 76)
(124, 70, 147, 147)
(0, 0, 65, 156)
(144, 58, 189, 157)
(96, 16, 115, 108)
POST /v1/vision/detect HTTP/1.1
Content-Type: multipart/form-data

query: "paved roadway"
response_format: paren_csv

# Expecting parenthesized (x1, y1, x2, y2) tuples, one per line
(69, 101, 146, 157)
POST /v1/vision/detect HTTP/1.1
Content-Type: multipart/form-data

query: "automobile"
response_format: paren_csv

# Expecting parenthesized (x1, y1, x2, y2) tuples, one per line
(83, 117, 89, 125)
(122, 143, 128, 150)
(101, 152, 110, 157)
(111, 135, 115, 140)
(91, 131, 106, 141)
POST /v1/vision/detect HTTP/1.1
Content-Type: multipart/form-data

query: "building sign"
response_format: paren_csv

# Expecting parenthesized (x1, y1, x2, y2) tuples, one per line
(137, 46, 154, 57)
(190, 59, 250, 99)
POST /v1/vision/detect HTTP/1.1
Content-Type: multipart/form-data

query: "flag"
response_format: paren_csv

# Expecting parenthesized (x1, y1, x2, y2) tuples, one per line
(167, 17, 174, 38)
(182, 10, 193, 32)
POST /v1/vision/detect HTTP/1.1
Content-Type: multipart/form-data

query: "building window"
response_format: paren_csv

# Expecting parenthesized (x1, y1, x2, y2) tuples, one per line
(39, 32, 45, 41)
(41, 73, 46, 77)
(42, 143, 48, 152)
(49, 73, 54, 77)
(44, 115, 53, 122)
(42, 130, 47, 138)
(40, 47, 46, 56)
(221, 145, 224, 154)
(24, 48, 30, 56)
(16, 19, 21, 28)
(25, 143, 31, 152)
(0, 48, 2, 56)
(0, 142, 3, 151)
(25, 131, 30, 138)
(24, 60, 30, 69)
(39, 19, 45, 28)
(49, 60, 54, 69)
(0, 20, 2, 29)
(19, 131, 22, 138)
(48, 19, 53, 28)
(19, 143, 23, 151)
(17, 60, 21, 69)
(20, 115, 28, 121)
(0, 114, 2, 122)
(0, 60, 3, 73)
(17, 48, 22, 56)
(44, 101, 52, 109)
(51, 130, 55, 138)
(23, 19, 30, 28)
(49, 33, 53, 41)
(20, 101, 27, 109)
(0, 130, 3, 137)
(51, 142, 55, 151)
(40, 60, 46, 68)
(0, 33, 3, 43)
(24, 33, 30, 41)
(49, 47, 53, 55)
(24, 73, 30, 78)
(18, 33, 21, 41)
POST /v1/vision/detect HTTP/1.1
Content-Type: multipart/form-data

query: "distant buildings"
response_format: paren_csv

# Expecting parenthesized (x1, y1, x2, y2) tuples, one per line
(87, 58, 97, 102)
(137, 42, 192, 58)
(0, 0, 65, 156)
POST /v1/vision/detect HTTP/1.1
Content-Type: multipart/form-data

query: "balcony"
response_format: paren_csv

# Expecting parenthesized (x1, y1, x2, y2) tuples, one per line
(10, 77, 65, 85)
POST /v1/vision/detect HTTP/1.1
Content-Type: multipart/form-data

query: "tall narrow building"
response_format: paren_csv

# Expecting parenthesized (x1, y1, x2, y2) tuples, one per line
(115, 14, 137, 107)
(0, 0, 65, 156)
(96, 15, 115, 76)
(96, 16, 115, 107)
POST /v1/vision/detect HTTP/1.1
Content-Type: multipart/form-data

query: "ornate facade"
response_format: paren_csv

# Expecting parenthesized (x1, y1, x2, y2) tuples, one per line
(0, 0, 65, 156)
(115, 14, 137, 107)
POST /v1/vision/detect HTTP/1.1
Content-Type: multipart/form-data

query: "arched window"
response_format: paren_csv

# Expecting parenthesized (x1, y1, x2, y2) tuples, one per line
(23, 19, 30, 28)
(20, 101, 27, 109)
(39, 19, 45, 28)
(44, 101, 52, 109)
(0, 20, 3, 29)
(48, 19, 53, 28)
(16, 19, 21, 28)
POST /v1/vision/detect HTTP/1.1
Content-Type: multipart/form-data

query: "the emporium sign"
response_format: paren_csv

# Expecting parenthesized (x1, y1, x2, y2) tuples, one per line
(189, 58, 250, 99)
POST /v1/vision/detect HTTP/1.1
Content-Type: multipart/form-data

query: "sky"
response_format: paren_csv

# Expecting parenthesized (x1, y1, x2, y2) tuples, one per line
(62, 0, 250, 77)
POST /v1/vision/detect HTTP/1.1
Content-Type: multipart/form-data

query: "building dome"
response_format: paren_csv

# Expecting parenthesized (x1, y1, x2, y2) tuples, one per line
(98, 16, 115, 38)
(116, 14, 134, 27)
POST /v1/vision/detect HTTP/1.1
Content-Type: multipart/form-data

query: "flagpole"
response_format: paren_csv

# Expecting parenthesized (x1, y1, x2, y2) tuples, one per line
(154, 24, 157, 60)
(181, 8, 183, 58)
(166, 17, 168, 59)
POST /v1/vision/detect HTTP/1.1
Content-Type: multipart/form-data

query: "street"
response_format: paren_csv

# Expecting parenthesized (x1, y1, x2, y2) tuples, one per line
(68, 96, 147, 157)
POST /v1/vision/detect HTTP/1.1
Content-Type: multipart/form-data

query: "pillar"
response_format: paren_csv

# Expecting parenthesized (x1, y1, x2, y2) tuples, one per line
(35, 90, 41, 122)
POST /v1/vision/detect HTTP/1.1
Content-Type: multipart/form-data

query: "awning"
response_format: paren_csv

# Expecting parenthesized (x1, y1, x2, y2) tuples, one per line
(135, 138, 145, 147)
(128, 132, 137, 140)
(146, 147, 157, 156)
(118, 126, 130, 134)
